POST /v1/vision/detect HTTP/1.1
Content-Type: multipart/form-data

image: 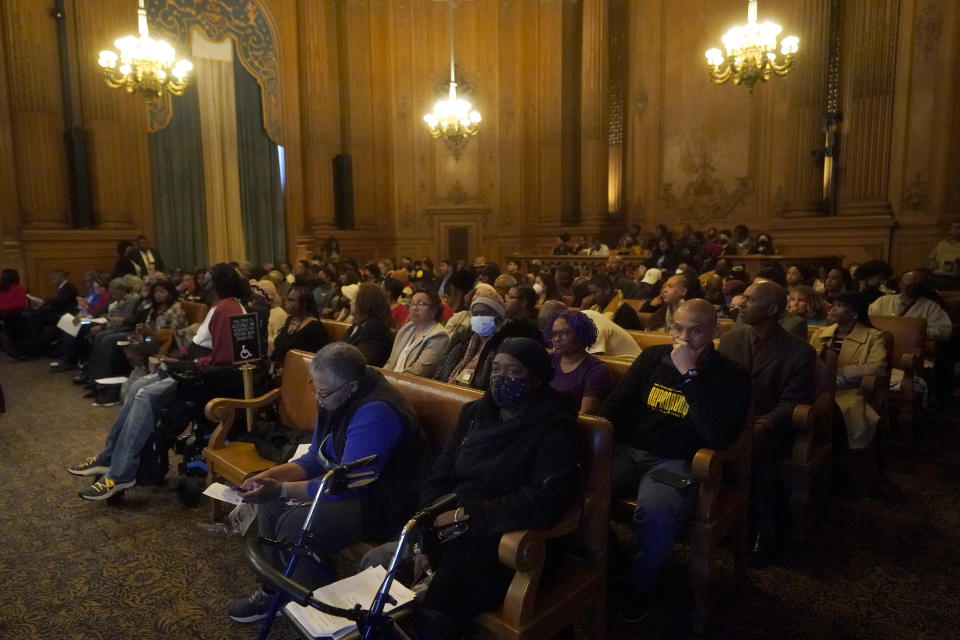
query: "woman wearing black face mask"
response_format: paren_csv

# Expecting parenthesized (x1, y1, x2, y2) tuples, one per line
(364, 337, 582, 635)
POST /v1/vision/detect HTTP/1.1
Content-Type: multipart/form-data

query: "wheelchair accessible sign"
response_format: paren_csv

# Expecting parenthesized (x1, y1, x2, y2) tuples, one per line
(230, 313, 262, 364)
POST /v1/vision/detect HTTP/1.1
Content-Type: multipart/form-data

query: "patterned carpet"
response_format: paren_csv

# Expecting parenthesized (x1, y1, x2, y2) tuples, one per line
(0, 356, 957, 639)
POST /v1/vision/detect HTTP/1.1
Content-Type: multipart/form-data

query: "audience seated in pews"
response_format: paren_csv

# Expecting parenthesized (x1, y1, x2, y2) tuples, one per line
(718, 281, 816, 567)
(809, 292, 887, 451)
(823, 266, 855, 308)
(583, 274, 642, 331)
(66, 263, 248, 501)
(362, 337, 582, 636)
(0, 268, 29, 359)
(543, 309, 614, 414)
(927, 219, 960, 286)
(868, 270, 953, 343)
(854, 260, 895, 304)
(112, 240, 143, 279)
(340, 283, 394, 367)
(250, 280, 287, 357)
(599, 299, 749, 621)
(788, 285, 827, 327)
(385, 284, 450, 378)
(228, 342, 431, 623)
(644, 272, 702, 333)
(434, 284, 539, 390)
(442, 270, 477, 336)
(539, 299, 642, 359)
(132, 235, 165, 274)
(49, 273, 110, 372)
(271, 286, 328, 378)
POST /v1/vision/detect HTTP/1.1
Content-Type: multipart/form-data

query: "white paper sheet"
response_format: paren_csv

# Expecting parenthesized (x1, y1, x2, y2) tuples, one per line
(284, 566, 416, 639)
(56, 313, 82, 337)
(202, 482, 245, 505)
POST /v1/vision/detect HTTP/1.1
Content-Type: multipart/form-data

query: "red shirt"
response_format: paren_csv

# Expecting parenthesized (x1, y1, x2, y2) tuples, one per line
(0, 284, 27, 312)
(391, 304, 409, 329)
(196, 297, 245, 367)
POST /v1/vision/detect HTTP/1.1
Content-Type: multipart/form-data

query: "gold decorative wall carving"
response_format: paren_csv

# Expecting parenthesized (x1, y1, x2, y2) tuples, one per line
(660, 156, 755, 225)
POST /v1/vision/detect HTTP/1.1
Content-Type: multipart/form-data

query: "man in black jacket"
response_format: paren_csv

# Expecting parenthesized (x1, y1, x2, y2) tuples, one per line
(583, 274, 642, 330)
(599, 299, 749, 619)
(717, 280, 815, 566)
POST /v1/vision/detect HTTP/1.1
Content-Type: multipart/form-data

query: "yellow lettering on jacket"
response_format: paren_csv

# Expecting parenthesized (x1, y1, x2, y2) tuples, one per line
(646, 383, 690, 418)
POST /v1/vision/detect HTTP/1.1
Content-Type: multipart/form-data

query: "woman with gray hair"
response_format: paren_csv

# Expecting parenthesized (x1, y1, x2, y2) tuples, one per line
(227, 342, 431, 624)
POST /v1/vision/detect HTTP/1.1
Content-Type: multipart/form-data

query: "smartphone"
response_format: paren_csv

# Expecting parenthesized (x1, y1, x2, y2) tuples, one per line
(649, 467, 694, 489)
(80, 319, 92, 325)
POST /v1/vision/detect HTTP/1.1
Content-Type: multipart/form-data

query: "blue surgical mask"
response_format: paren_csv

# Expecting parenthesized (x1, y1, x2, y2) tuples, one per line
(490, 375, 531, 410)
(471, 315, 497, 336)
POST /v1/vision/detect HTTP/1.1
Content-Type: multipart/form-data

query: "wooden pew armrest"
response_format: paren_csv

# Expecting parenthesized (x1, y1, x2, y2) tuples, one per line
(497, 502, 583, 572)
(691, 428, 751, 520)
(899, 352, 920, 373)
(204, 388, 281, 450)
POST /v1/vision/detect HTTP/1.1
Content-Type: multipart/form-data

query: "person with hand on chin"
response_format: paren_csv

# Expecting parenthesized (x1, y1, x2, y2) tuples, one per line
(599, 299, 749, 622)
(226, 342, 430, 624)
(362, 337, 582, 637)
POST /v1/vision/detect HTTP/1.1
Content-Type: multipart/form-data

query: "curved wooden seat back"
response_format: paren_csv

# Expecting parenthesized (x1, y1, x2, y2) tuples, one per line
(321, 319, 352, 342)
(379, 369, 483, 457)
(868, 315, 927, 372)
(626, 329, 673, 349)
(181, 301, 210, 326)
(280, 349, 320, 432)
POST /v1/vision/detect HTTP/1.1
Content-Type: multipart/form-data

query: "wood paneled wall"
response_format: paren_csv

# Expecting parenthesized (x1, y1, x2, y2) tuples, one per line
(1, 0, 958, 296)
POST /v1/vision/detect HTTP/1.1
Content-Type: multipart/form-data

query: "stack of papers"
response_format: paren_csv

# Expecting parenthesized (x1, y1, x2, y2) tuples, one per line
(284, 566, 416, 639)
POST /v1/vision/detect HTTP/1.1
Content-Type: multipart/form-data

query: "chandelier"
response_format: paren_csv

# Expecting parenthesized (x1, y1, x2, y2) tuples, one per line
(705, 0, 798, 90)
(423, 0, 481, 156)
(97, 0, 193, 98)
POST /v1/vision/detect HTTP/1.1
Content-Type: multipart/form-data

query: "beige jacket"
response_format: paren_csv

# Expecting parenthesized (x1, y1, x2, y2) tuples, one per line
(385, 321, 450, 378)
(809, 323, 888, 449)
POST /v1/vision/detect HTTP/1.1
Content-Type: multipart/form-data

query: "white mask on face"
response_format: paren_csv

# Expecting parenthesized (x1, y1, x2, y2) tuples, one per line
(533, 283, 545, 296)
(471, 315, 497, 336)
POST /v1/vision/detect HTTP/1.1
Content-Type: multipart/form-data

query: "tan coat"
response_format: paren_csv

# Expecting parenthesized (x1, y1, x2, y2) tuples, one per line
(809, 323, 888, 449)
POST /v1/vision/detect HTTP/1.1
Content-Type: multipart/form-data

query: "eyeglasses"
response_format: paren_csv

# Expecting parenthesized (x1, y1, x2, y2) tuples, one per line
(552, 329, 576, 339)
(408, 302, 432, 309)
(309, 379, 351, 401)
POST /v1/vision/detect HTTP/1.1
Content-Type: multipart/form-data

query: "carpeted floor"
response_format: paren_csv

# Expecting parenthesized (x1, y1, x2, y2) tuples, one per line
(0, 356, 957, 639)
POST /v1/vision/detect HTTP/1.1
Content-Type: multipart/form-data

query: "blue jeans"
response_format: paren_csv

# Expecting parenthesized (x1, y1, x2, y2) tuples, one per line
(612, 443, 698, 594)
(96, 373, 178, 482)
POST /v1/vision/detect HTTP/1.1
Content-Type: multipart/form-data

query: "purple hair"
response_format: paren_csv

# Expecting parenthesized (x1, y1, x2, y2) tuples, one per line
(543, 309, 599, 349)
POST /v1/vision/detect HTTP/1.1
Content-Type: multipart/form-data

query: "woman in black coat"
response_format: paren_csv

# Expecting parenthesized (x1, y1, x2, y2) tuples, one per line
(341, 283, 394, 367)
(364, 337, 582, 634)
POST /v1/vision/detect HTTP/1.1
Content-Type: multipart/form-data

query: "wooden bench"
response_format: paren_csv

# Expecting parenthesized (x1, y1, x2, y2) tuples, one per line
(204, 349, 317, 488)
(205, 353, 613, 640)
(181, 300, 210, 326)
(321, 319, 352, 342)
(611, 413, 752, 633)
(379, 371, 612, 640)
(868, 315, 926, 432)
(777, 346, 837, 542)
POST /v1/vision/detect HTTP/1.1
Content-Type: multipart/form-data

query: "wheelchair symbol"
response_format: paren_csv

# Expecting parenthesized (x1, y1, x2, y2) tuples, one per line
(239, 345, 253, 360)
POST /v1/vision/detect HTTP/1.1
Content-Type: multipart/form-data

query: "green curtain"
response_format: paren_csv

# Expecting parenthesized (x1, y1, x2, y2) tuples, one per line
(234, 57, 286, 266)
(148, 82, 208, 270)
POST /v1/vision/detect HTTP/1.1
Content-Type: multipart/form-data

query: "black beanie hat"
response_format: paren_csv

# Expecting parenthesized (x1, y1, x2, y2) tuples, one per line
(832, 290, 869, 321)
(496, 337, 554, 383)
